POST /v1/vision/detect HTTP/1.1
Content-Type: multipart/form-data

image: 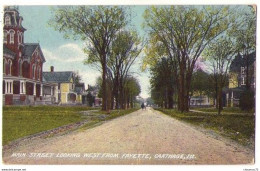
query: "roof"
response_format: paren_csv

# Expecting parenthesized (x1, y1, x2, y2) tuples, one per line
(42, 71, 74, 83)
(23, 43, 46, 62)
(230, 51, 256, 72)
(75, 83, 85, 93)
(3, 45, 16, 58)
(4, 7, 26, 31)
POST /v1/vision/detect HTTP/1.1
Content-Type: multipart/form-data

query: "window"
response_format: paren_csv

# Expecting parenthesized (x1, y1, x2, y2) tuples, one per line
(8, 60, 12, 75)
(32, 65, 36, 79)
(3, 59, 6, 74)
(17, 31, 20, 43)
(4, 31, 8, 43)
(37, 67, 41, 80)
(241, 67, 245, 75)
(5, 15, 11, 25)
(19, 60, 23, 76)
(10, 30, 15, 44)
(20, 33, 23, 43)
(241, 77, 245, 85)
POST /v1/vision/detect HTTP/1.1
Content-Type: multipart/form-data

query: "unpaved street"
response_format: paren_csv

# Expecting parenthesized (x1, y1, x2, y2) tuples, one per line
(3, 108, 254, 164)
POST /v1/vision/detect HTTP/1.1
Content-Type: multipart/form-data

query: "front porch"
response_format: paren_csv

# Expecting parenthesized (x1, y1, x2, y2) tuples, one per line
(3, 77, 56, 105)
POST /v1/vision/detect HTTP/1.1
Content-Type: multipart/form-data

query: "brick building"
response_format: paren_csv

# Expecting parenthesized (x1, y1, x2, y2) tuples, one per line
(3, 7, 55, 105)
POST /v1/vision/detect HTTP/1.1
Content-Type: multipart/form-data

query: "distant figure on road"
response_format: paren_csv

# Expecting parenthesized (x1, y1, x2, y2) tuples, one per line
(141, 103, 146, 110)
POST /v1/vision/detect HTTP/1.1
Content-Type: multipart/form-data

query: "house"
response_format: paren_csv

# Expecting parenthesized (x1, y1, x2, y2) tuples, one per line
(3, 6, 55, 105)
(224, 52, 256, 107)
(74, 83, 88, 104)
(86, 84, 102, 107)
(42, 67, 86, 105)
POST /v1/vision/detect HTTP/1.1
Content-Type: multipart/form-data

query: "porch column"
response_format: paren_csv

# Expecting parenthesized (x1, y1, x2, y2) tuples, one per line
(33, 83, 36, 96)
(226, 93, 229, 107)
(23, 82, 26, 94)
(5, 81, 8, 94)
(20, 81, 25, 94)
(10, 81, 13, 94)
(51, 86, 53, 96)
(40, 84, 43, 96)
(55, 85, 59, 102)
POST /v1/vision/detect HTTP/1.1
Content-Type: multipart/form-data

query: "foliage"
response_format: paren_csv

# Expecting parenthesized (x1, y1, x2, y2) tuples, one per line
(50, 6, 130, 111)
(204, 37, 237, 114)
(191, 69, 213, 97)
(107, 30, 142, 109)
(239, 90, 255, 111)
(143, 6, 236, 112)
(86, 92, 95, 106)
(150, 57, 175, 108)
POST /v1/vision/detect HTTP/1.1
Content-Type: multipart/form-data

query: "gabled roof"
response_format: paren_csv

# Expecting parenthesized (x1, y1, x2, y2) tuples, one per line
(42, 71, 74, 83)
(75, 83, 85, 93)
(23, 43, 46, 62)
(3, 45, 16, 58)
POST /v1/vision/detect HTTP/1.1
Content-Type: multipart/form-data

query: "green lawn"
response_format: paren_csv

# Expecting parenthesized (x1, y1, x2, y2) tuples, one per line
(192, 107, 255, 114)
(2, 106, 138, 145)
(156, 108, 255, 147)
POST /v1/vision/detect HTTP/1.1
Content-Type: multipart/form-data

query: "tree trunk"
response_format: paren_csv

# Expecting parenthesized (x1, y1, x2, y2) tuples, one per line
(167, 86, 174, 109)
(130, 95, 133, 108)
(217, 85, 223, 115)
(101, 61, 107, 111)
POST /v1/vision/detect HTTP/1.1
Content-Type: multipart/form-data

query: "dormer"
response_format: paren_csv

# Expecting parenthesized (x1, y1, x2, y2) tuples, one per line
(4, 14, 11, 26)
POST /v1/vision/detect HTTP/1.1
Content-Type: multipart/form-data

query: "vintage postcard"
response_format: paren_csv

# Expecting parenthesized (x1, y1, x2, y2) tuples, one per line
(0, 2, 258, 171)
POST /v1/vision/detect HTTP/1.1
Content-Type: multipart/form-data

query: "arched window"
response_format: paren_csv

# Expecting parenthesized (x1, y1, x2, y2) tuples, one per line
(37, 67, 41, 80)
(10, 30, 15, 44)
(3, 59, 6, 74)
(32, 65, 36, 79)
(4, 31, 8, 43)
(5, 15, 11, 25)
(17, 31, 20, 43)
(20, 33, 23, 43)
(19, 59, 23, 76)
(8, 59, 12, 75)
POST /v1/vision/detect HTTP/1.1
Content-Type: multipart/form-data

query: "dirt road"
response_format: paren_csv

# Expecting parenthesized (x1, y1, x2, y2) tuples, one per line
(3, 108, 254, 164)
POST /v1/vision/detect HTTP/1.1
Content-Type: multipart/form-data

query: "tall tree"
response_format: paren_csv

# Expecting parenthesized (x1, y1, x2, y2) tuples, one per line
(107, 30, 142, 109)
(204, 37, 236, 114)
(143, 6, 236, 112)
(50, 6, 129, 111)
(150, 58, 175, 108)
(233, 7, 256, 90)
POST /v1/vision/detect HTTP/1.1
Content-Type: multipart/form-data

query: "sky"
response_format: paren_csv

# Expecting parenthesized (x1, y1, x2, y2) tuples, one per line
(18, 6, 151, 98)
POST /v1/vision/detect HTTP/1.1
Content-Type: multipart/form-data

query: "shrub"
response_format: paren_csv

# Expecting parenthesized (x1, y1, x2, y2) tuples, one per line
(239, 90, 255, 111)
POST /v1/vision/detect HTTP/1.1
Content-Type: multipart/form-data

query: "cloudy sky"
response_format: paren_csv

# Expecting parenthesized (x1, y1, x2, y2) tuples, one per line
(18, 6, 151, 98)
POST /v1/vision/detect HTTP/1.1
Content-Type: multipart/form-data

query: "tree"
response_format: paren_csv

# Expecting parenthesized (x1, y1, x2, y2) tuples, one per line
(73, 72, 82, 84)
(150, 58, 175, 108)
(239, 90, 255, 111)
(50, 6, 129, 111)
(191, 69, 213, 105)
(143, 6, 236, 112)
(107, 30, 142, 109)
(124, 77, 141, 108)
(233, 7, 256, 90)
(204, 37, 236, 114)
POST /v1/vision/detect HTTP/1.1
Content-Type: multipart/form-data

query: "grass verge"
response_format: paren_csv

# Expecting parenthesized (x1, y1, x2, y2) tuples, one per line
(192, 107, 254, 114)
(79, 108, 139, 130)
(2, 106, 138, 145)
(156, 108, 255, 148)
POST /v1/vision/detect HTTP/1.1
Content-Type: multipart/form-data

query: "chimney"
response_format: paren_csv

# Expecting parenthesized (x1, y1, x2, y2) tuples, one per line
(50, 66, 54, 72)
